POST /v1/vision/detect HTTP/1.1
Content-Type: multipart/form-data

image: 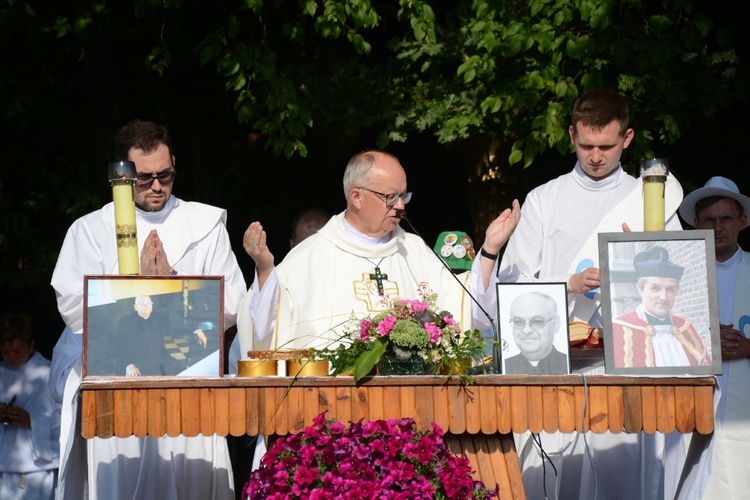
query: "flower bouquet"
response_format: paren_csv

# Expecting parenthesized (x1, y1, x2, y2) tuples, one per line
(311, 283, 487, 381)
(242, 411, 498, 499)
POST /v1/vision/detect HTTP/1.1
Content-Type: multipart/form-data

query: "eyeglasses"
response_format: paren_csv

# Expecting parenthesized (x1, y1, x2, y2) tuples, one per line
(697, 215, 740, 227)
(135, 169, 177, 188)
(510, 317, 554, 330)
(359, 187, 412, 207)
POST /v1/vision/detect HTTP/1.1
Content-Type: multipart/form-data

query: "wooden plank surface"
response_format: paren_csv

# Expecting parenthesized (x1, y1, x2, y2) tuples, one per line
(557, 385, 575, 433)
(79, 375, 716, 438)
(147, 388, 165, 437)
(113, 388, 133, 438)
(133, 388, 149, 438)
(77, 374, 715, 500)
(180, 388, 200, 437)
(540, 386, 558, 434)
(214, 387, 230, 436)
(165, 389, 181, 437)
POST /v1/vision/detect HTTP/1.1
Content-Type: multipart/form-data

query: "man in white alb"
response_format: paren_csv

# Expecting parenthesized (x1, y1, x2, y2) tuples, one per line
(493, 90, 698, 499)
(236, 149, 519, 365)
(49, 120, 247, 499)
(679, 176, 750, 498)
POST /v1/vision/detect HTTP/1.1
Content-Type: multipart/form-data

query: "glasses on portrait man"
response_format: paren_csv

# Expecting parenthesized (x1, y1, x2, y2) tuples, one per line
(510, 317, 554, 330)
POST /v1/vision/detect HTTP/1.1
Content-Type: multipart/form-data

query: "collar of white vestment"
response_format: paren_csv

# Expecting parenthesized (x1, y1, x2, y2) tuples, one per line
(318, 212, 406, 260)
(572, 162, 629, 192)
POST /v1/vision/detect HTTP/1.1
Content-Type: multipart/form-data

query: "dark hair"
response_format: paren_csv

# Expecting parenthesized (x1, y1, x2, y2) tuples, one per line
(695, 196, 744, 218)
(571, 90, 630, 136)
(0, 312, 34, 346)
(291, 207, 331, 241)
(114, 119, 174, 161)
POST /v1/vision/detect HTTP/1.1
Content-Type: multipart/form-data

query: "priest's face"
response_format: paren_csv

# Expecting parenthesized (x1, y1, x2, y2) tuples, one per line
(569, 121, 634, 181)
(509, 293, 559, 361)
(353, 153, 408, 237)
(636, 277, 679, 319)
(130, 143, 176, 212)
(134, 295, 154, 319)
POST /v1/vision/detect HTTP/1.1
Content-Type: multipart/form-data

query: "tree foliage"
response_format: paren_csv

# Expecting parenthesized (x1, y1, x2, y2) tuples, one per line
(129, 0, 747, 170)
(0, 0, 747, 299)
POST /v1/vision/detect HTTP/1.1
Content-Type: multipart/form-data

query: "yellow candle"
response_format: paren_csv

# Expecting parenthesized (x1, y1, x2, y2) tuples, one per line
(112, 182, 139, 274)
(643, 177, 665, 231)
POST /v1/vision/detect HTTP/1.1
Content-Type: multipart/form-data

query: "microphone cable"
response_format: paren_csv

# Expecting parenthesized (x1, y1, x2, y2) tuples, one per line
(396, 209, 501, 373)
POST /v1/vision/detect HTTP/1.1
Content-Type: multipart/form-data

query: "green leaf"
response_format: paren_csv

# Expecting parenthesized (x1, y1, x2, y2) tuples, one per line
(303, 0, 317, 16)
(354, 338, 387, 381)
(243, 0, 263, 11)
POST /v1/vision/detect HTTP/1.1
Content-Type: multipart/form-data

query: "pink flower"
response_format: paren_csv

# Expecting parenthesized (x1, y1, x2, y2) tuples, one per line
(243, 411, 497, 500)
(376, 315, 397, 336)
(410, 299, 429, 312)
(424, 322, 442, 342)
(443, 315, 455, 326)
(359, 319, 372, 340)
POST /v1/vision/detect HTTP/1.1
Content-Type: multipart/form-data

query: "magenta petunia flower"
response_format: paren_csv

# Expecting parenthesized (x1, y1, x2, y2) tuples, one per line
(243, 411, 497, 500)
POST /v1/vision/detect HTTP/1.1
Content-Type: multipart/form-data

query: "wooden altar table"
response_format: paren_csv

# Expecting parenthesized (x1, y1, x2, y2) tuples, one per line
(80, 375, 715, 499)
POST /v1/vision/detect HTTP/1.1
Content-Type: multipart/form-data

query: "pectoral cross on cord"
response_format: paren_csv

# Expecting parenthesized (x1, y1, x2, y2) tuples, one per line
(367, 257, 388, 296)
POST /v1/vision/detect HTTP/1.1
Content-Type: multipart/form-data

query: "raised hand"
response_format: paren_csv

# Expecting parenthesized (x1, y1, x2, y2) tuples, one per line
(244, 221, 274, 289)
(483, 199, 521, 255)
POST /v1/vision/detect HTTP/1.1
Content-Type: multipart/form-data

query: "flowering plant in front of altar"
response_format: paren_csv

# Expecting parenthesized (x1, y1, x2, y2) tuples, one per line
(311, 283, 488, 381)
(242, 411, 499, 499)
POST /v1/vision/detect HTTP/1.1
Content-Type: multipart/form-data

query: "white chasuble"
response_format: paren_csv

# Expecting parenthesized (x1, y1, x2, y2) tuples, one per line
(270, 213, 473, 351)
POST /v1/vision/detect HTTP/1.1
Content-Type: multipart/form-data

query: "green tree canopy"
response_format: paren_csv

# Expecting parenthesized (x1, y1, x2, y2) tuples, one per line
(1, 0, 747, 348)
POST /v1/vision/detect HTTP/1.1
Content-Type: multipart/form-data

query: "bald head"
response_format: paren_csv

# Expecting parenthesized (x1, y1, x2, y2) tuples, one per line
(343, 150, 408, 238)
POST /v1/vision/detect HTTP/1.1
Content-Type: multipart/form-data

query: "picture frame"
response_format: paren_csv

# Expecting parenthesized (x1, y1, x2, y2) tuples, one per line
(83, 275, 225, 379)
(496, 282, 571, 375)
(598, 230, 721, 375)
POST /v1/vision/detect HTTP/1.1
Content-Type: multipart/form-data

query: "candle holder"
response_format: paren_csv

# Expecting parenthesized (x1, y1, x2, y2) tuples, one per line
(641, 158, 669, 231)
(108, 161, 140, 275)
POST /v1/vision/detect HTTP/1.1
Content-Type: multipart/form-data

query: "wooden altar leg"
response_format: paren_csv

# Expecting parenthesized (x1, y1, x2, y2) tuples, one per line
(445, 432, 526, 499)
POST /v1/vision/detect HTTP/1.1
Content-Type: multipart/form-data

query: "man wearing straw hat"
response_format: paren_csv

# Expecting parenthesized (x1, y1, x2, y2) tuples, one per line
(679, 176, 750, 497)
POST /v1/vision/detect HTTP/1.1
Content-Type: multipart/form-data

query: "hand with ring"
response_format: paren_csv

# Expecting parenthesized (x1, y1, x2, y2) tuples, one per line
(243, 221, 274, 276)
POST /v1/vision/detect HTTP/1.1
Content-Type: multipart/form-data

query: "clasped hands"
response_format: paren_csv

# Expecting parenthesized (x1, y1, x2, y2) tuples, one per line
(720, 325, 750, 360)
(140, 229, 174, 275)
(0, 403, 31, 429)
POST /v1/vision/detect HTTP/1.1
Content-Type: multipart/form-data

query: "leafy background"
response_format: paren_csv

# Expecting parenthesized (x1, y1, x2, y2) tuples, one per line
(1, 0, 748, 357)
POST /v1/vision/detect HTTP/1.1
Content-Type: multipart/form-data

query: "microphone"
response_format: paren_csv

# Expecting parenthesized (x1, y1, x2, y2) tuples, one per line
(399, 214, 502, 374)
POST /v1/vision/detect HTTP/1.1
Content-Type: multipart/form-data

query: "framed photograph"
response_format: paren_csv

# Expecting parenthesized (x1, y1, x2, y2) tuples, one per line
(83, 275, 225, 378)
(496, 282, 571, 375)
(598, 230, 720, 375)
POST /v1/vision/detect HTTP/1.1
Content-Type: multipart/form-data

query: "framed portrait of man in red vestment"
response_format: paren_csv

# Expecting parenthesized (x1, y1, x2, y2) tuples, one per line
(599, 231, 720, 375)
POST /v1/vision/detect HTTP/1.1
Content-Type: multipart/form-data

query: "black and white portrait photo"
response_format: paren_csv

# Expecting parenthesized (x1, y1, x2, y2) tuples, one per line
(497, 282, 571, 375)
